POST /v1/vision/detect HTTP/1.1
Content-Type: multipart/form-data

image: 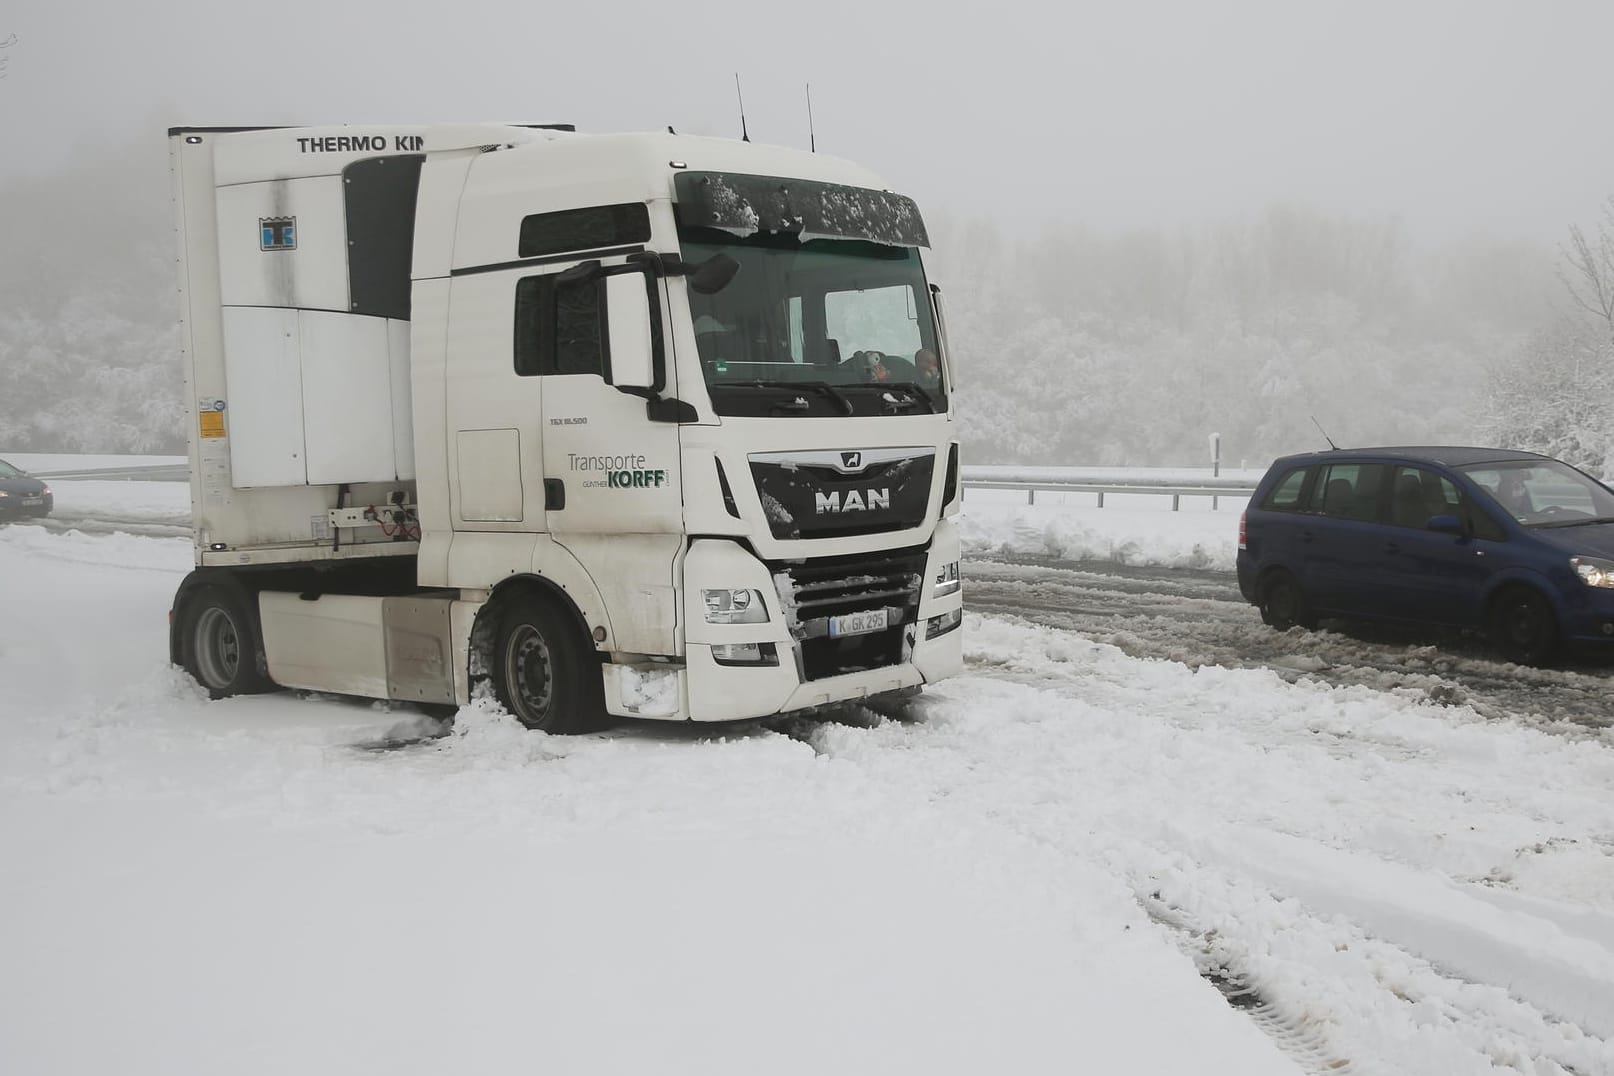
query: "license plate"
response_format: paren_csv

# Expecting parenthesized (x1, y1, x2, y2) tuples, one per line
(829, 608, 888, 638)
(20, 497, 43, 506)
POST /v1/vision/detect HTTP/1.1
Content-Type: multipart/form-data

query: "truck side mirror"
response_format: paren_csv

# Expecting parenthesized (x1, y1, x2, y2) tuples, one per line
(605, 272, 655, 391)
(688, 253, 740, 295)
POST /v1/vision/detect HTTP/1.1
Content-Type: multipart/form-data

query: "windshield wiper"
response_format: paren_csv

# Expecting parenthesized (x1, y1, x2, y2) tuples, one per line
(880, 382, 938, 413)
(717, 380, 855, 416)
(1532, 515, 1614, 529)
(837, 381, 939, 413)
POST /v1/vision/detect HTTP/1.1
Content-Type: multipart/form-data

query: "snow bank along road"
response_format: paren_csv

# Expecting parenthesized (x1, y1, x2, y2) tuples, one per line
(4, 523, 1614, 1072)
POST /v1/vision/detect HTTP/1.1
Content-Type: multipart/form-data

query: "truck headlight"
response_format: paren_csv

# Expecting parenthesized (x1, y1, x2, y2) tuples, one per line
(1572, 556, 1614, 588)
(926, 608, 963, 639)
(703, 588, 770, 624)
(933, 560, 961, 598)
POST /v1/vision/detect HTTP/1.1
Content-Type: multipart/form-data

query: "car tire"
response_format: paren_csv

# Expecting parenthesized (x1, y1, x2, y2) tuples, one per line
(182, 584, 275, 698)
(491, 597, 606, 733)
(1488, 587, 1559, 666)
(1258, 570, 1316, 631)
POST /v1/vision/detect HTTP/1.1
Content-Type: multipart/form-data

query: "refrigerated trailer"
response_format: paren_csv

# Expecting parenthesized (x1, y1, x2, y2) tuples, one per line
(167, 123, 963, 731)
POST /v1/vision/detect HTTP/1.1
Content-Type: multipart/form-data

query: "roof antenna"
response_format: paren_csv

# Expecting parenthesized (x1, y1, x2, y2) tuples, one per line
(734, 73, 750, 142)
(1311, 416, 1339, 451)
(806, 83, 816, 152)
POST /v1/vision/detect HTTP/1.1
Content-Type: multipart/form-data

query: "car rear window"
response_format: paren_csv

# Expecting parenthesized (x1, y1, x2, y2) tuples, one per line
(1260, 467, 1310, 511)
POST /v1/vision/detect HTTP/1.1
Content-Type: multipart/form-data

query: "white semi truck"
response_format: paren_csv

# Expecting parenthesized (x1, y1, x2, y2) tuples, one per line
(167, 123, 963, 731)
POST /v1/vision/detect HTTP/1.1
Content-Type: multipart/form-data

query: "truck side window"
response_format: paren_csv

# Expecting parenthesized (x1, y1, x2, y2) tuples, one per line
(519, 203, 650, 259)
(513, 275, 607, 377)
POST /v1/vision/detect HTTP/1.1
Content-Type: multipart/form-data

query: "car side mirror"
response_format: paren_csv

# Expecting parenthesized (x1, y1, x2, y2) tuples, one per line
(1426, 514, 1464, 535)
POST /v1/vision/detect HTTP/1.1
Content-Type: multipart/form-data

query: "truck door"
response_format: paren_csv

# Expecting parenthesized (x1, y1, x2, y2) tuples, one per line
(529, 259, 683, 535)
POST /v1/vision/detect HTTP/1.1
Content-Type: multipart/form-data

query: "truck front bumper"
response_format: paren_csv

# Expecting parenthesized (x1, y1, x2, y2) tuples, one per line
(603, 522, 965, 722)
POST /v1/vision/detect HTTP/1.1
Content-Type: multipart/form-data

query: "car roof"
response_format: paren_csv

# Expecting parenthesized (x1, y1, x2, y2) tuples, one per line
(1271, 446, 1551, 469)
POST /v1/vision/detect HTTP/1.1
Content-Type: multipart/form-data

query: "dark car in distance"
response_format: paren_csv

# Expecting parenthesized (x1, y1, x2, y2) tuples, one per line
(1237, 447, 1614, 664)
(0, 458, 53, 521)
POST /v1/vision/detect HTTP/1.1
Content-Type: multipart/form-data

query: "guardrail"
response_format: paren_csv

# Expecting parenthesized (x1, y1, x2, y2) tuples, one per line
(33, 464, 190, 482)
(962, 469, 1257, 510)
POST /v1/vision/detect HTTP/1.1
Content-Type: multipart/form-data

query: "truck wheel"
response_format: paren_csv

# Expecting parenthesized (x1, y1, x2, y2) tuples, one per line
(182, 585, 274, 698)
(492, 599, 605, 733)
(1258, 570, 1316, 631)
(1489, 587, 1559, 666)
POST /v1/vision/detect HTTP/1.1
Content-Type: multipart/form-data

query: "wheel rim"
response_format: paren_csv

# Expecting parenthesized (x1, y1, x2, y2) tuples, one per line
(503, 623, 554, 724)
(194, 606, 241, 688)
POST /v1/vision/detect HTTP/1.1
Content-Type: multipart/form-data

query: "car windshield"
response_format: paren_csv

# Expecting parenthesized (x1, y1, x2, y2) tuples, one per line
(680, 228, 945, 418)
(1460, 459, 1614, 527)
(0, 460, 23, 479)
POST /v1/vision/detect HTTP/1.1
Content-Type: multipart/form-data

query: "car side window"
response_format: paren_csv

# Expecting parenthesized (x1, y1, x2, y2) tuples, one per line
(1305, 463, 1386, 521)
(1261, 467, 1310, 511)
(1388, 466, 1452, 529)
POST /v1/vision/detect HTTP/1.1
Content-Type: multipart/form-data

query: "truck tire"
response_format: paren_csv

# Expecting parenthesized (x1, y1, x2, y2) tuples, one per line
(181, 584, 275, 699)
(492, 598, 606, 733)
(1488, 587, 1559, 666)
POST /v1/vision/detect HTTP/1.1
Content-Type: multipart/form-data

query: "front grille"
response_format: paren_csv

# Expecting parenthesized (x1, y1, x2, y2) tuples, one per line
(749, 452, 935, 540)
(772, 547, 925, 680)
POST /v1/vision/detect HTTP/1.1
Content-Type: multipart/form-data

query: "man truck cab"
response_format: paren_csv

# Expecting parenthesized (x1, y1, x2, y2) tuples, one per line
(168, 123, 963, 731)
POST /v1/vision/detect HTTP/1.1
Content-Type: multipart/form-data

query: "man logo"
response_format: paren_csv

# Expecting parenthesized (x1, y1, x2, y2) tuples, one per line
(841, 451, 863, 471)
(815, 489, 891, 513)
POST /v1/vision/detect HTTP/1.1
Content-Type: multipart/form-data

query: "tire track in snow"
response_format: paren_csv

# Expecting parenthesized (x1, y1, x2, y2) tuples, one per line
(787, 646, 1614, 1073)
(1138, 891, 1354, 1076)
(1133, 860, 1614, 1076)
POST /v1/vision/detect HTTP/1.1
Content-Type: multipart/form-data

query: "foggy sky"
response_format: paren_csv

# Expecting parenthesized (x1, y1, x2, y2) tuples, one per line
(3, 0, 1612, 243)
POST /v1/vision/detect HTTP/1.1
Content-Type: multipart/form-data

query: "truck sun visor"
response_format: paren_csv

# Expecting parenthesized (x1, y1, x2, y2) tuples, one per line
(674, 172, 929, 248)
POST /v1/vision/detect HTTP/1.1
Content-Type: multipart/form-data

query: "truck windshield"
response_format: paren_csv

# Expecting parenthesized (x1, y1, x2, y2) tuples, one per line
(681, 229, 946, 418)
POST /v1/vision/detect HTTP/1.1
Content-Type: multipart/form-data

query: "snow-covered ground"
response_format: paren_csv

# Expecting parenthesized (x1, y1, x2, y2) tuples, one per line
(3, 479, 1613, 1074)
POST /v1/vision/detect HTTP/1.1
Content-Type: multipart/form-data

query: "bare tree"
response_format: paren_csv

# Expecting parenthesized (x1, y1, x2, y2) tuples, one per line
(1558, 197, 1614, 339)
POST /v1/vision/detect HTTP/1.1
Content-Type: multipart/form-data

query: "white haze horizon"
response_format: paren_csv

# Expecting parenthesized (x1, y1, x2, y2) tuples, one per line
(4, 0, 1614, 245)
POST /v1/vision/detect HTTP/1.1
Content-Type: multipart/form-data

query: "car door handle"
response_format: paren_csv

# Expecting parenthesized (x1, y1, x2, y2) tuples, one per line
(1385, 542, 1401, 555)
(1300, 530, 1315, 544)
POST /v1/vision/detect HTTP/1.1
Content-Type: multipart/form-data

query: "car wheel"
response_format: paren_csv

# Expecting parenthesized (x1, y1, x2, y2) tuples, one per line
(491, 598, 605, 733)
(182, 584, 274, 698)
(1488, 587, 1559, 666)
(1258, 570, 1316, 631)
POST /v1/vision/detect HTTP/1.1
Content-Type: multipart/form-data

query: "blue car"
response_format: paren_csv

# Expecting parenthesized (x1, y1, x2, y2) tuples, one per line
(1237, 446, 1614, 664)
(0, 458, 53, 521)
